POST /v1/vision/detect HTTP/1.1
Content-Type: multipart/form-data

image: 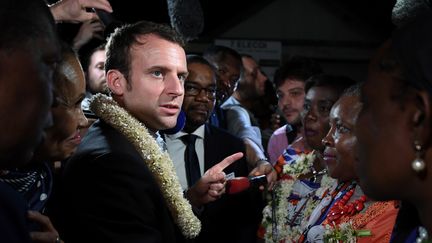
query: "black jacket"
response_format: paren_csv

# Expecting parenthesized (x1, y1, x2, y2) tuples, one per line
(192, 124, 264, 243)
(61, 120, 183, 243)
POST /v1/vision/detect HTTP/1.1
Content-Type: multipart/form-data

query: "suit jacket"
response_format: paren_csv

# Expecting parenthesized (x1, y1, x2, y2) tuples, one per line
(61, 120, 184, 243)
(194, 124, 264, 243)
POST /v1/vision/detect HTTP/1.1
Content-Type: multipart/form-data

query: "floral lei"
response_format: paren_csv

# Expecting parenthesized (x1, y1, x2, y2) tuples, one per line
(90, 94, 201, 238)
(261, 151, 336, 242)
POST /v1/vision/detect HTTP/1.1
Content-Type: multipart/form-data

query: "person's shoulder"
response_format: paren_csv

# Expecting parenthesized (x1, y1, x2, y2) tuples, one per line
(73, 120, 112, 156)
(222, 102, 249, 119)
(205, 124, 245, 149)
(66, 120, 141, 169)
(220, 96, 235, 109)
(207, 124, 241, 140)
(273, 125, 289, 136)
(80, 120, 136, 152)
(220, 96, 243, 110)
(268, 125, 289, 147)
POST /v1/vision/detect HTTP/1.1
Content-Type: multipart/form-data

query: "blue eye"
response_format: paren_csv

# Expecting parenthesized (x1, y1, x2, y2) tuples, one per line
(152, 70, 162, 77)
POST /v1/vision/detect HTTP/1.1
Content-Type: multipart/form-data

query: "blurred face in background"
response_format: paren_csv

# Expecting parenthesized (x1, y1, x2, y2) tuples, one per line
(276, 79, 305, 125)
(87, 49, 108, 94)
(214, 54, 241, 101)
(302, 86, 339, 152)
(241, 56, 267, 98)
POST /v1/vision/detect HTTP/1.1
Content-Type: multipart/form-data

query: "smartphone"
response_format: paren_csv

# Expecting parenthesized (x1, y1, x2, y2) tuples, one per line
(93, 8, 113, 27)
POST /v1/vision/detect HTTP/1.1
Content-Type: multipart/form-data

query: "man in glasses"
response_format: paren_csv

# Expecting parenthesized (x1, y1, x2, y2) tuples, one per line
(165, 55, 263, 243)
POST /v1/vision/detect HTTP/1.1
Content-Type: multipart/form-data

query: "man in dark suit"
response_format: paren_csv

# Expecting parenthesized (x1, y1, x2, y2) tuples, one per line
(61, 21, 243, 243)
(165, 55, 263, 243)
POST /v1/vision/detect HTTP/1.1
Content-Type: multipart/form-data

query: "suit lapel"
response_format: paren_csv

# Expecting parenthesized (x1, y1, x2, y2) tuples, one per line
(203, 124, 218, 171)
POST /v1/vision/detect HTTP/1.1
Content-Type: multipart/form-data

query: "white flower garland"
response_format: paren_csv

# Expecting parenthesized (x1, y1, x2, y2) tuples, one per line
(282, 152, 316, 176)
(262, 151, 309, 242)
(324, 221, 357, 243)
(262, 151, 338, 243)
(90, 94, 201, 238)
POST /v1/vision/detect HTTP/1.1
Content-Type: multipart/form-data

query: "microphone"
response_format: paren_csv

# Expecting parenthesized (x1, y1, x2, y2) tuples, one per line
(166, 0, 204, 41)
(225, 175, 267, 195)
(392, 0, 432, 27)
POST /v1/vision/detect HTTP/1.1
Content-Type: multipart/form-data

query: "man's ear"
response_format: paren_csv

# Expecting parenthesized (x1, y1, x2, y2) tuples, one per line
(413, 90, 431, 145)
(106, 70, 126, 96)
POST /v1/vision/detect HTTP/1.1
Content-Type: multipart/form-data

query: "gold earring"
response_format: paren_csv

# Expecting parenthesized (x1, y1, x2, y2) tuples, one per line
(412, 140, 426, 173)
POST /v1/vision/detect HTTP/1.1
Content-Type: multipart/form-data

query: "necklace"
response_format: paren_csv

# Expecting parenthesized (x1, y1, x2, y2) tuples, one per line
(90, 94, 201, 238)
(325, 183, 367, 225)
(309, 168, 327, 183)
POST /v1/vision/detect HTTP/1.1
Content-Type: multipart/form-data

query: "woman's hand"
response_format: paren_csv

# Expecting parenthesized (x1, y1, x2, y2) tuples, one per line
(28, 211, 62, 243)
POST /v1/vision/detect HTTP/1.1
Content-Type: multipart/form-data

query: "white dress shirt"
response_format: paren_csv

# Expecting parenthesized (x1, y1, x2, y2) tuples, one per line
(165, 125, 205, 190)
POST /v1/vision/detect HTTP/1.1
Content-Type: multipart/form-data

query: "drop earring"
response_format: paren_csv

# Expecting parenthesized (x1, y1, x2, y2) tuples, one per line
(412, 140, 426, 173)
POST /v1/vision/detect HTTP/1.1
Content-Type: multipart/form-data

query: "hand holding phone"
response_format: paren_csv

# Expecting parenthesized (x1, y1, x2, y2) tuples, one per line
(93, 8, 113, 27)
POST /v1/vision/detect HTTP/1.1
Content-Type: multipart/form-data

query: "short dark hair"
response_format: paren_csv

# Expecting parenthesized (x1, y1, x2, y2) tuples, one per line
(305, 74, 357, 96)
(341, 82, 362, 98)
(390, 9, 432, 97)
(81, 43, 106, 73)
(105, 20, 186, 85)
(187, 54, 216, 73)
(203, 45, 242, 65)
(274, 56, 323, 88)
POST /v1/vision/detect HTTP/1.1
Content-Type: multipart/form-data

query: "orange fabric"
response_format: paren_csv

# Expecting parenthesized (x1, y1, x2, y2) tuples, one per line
(354, 201, 399, 243)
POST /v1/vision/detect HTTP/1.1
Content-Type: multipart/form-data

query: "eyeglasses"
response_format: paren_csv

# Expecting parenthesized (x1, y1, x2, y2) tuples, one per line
(184, 82, 217, 100)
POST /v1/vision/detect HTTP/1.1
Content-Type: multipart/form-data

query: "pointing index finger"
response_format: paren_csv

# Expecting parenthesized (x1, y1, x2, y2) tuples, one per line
(207, 152, 243, 175)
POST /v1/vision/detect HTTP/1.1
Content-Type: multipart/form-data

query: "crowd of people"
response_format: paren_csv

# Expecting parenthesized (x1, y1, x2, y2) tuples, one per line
(1, 0, 432, 242)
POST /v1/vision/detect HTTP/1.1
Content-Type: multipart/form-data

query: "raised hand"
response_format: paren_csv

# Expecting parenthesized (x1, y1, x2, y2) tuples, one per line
(50, 0, 113, 23)
(186, 152, 243, 207)
(249, 160, 277, 190)
(73, 19, 105, 50)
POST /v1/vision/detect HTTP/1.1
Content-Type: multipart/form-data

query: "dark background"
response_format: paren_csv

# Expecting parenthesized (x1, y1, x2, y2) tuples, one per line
(55, 0, 396, 46)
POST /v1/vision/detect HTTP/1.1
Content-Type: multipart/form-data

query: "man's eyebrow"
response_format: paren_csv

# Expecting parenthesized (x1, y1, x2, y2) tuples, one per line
(178, 71, 189, 77)
(147, 65, 168, 71)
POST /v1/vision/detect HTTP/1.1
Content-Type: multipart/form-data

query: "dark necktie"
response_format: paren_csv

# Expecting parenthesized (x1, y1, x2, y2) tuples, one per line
(181, 134, 201, 187)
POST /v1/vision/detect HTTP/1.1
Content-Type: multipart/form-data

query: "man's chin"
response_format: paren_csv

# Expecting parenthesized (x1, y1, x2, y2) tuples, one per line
(286, 116, 301, 126)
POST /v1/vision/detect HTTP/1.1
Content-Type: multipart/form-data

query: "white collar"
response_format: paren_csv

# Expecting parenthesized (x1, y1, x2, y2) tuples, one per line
(167, 124, 205, 140)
